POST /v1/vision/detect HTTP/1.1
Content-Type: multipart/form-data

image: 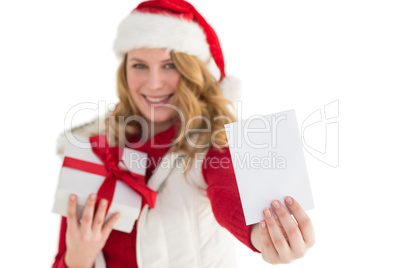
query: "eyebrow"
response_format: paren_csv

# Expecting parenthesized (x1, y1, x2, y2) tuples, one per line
(128, 58, 173, 62)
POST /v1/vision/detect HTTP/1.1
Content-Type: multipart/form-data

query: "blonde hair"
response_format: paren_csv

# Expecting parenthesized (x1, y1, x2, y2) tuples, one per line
(106, 51, 236, 165)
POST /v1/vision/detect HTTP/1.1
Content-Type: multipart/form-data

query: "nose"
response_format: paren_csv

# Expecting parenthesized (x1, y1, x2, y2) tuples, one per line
(146, 68, 164, 91)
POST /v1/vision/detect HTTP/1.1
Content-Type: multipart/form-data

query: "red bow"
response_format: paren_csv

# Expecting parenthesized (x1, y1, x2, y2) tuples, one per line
(62, 135, 157, 213)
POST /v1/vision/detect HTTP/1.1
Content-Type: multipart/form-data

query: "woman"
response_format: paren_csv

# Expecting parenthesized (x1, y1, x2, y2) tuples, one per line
(53, 1, 315, 267)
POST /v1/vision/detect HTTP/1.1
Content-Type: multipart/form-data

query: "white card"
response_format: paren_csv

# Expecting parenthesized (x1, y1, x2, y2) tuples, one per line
(224, 109, 314, 225)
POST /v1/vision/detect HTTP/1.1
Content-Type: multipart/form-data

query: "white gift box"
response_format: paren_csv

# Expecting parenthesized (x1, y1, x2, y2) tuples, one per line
(52, 135, 148, 233)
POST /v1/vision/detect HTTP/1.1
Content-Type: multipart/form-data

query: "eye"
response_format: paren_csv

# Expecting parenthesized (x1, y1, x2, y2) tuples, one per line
(164, 63, 176, 69)
(132, 63, 147, 69)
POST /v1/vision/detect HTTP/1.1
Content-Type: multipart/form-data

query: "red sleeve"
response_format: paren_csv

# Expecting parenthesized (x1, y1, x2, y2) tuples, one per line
(202, 147, 260, 253)
(52, 217, 68, 268)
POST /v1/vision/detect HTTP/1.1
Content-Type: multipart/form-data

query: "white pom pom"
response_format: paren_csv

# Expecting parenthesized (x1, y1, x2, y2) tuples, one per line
(219, 76, 242, 104)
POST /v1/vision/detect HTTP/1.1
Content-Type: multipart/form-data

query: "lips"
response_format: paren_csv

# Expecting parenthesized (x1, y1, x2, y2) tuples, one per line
(142, 93, 174, 104)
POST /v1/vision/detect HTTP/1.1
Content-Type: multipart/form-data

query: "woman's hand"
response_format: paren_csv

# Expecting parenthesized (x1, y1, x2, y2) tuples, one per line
(251, 196, 315, 265)
(64, 193, 120, 268)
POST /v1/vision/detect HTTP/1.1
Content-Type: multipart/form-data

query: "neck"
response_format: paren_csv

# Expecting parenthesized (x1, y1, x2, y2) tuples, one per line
(141, 118, 177, 140)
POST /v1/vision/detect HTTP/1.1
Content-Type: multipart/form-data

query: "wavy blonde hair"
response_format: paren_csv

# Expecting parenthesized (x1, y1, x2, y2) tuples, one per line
(106, 51, 237, 164)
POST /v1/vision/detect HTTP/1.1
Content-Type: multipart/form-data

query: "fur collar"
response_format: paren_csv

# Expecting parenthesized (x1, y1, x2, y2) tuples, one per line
(56, 114, 106, 157)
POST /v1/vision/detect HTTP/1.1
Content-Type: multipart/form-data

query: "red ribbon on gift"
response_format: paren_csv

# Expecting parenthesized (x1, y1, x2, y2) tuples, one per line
(62, 135, 157, 212)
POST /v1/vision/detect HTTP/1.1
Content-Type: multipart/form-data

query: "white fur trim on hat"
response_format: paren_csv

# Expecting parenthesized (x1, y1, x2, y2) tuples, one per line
(114, 12, 211, 62)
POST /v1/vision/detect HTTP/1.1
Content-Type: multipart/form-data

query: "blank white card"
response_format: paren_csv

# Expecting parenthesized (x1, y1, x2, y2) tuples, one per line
(224, 109, 314, 225)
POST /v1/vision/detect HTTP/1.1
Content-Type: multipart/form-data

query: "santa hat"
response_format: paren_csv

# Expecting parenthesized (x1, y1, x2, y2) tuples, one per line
(113, 0, 240, 103)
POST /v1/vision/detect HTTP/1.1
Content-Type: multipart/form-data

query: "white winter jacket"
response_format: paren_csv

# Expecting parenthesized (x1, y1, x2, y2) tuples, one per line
(93, 150, 236, 268)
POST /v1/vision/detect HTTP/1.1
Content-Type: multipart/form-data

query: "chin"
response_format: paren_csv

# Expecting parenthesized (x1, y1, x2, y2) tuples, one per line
(144, 114, 176, 124)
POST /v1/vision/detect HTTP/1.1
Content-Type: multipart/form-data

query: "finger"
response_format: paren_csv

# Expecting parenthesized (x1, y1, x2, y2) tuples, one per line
(92, 199, 108, 231)
(285, 196, 315, 248)
(101, 213, 120, 238)
(259, 219, 280, 264)
(264, 207, 291, 256)
(274, 217, 287, 239)
(66, 194, 79, 232)
(80, 193, 97, 231)
(271, 199, 305, 253)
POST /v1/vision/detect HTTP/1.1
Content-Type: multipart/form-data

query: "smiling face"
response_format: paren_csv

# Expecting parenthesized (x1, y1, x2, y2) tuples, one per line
(126, 48, 180, 126)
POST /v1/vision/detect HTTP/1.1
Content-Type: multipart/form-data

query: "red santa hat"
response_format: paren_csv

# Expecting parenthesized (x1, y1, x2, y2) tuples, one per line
(113, 0, 240, 102)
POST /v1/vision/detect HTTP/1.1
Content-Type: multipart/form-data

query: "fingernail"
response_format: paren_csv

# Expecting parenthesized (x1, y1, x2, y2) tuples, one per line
(285, 196, 293, 205)
(264, 208, 271, 218)
(70, 195, 76, 201)
(101, 199, 108, 206)
(90, 194, 96, 201)
(260, 221, 266, 229)
(272, 200, 280, 210)
(115, 213, 120, 219)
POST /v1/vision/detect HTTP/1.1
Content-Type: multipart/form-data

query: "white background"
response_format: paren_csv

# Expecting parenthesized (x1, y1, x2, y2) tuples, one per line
(1, 0, 401, 267)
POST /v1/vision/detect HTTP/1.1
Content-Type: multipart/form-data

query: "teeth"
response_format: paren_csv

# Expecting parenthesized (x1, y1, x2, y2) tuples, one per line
(144, 95, 171, 103)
